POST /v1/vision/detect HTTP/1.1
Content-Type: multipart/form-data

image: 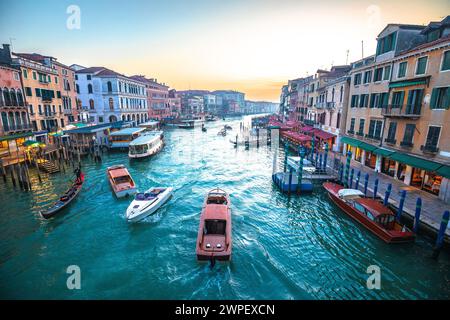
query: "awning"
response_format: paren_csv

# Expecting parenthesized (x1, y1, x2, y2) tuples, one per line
(389, 153, 442, 172)
(372, 147, 396, 157)
(0, 132, 34, 142)
(358, 141, 378, 152)
(436, 165, 450, 179)
(312, 128, 336, 140)
(340, 136, 361, 147)
(389, 77, 429, 88)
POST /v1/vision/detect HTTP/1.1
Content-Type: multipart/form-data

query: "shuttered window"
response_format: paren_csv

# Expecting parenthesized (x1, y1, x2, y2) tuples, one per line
(425, 126, 441, 147)
(387, 122, 397, 142)
(441, 51, 450, 71)
(383, 65, 391, 80)
(358, 119, 365, 135)
(406, 89, 423, 114)
(398, 62, 407, 78)
(416, 56, 428, 75)
(402, 124, 415, 144)
(392, 91, 404, 108)
(430, 87, 449, 109)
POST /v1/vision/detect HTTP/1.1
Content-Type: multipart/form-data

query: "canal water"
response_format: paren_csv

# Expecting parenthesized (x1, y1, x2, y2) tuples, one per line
(0, 118, 449, 299)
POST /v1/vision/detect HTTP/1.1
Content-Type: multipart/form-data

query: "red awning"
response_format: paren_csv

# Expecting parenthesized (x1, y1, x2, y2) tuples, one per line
(300, 125, 314, 132)
(281, 131, 312, 144)
(311, 128, 336, 140)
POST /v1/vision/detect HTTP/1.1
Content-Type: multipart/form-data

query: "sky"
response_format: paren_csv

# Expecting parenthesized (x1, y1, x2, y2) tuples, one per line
(0, 0, 449, 102)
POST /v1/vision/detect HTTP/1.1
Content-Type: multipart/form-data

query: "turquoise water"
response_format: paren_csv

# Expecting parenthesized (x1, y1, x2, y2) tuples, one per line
(0, 118, 449, 299)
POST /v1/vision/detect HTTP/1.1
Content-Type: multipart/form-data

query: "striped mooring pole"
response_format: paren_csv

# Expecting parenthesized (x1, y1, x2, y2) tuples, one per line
(297, 147, 305, 193)
(432, 210, 449, 260)
(319, 153, 323, 172)
(339, 162, 344, 184)
(355, 170, 361, 190)
(349, 168, 354, 189)
(383, 183, 392, 205)
(396, 190, 407, 220)
(413, 197, 422, 234)
(323, 143, 328, 173)
(373, 178, 379, 199)
(288, 168, 293, 195)
(310, 133, 315, 161)
(343, 151, 352, 187)
(283, 142, 289, 172)
(363, 173, 369, 196)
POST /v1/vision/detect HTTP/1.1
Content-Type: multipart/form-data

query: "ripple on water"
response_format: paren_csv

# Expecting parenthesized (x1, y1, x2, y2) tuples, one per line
(0, 118, 449, 299)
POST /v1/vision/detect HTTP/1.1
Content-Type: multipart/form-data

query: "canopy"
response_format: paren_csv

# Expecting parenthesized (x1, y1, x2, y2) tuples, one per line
(389, 152, 442, 172)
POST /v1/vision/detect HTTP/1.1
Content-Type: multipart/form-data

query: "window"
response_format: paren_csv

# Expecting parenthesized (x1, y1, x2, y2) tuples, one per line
(427, 29, 441, 42)
(386, 122, 397, 143)
(398, 62, 407, 78)
(23, 69, 28, 79)
(35, 88, 41, 97)
(367, 120, 383, 139)
(76, 84, 80, 94)
(416, 56, 428, 75)
(391, 91, 404, 108)
(359, 94, 368, 108)
(383, 65, 391, 80)
(29, 104, 34, 114)
(107, 81, 112, 92)
(38, 105, 42, 114)
(89, 99, 95, 110)
(25, 87, 32, 97)
(88, 84, 93, 93)
(75, 75, 78, 80)
(56, 91, 61, 98)
(32, 71, 36, 80)
(430, 87, 449, 109)
(109, 98, 114, 110)
(402, 124, 415, 146)
(363, 70, 372, 84)
(353, 73, 362, 86)
(349, 118, 355, 133)
(358, 119, 365, 135)
(406, 89, 423, 114)
(87, 75, 92, 80)
(374, 68, 383, 82)
(369, 93, 378, 108)
(425, 126, 441, 149)
(354, 203, 366, 214)
(377, 32, 396, 55)
(47, 75, 51, 83)
(442, 51, 450, 71)
(99, 116, 104, 123)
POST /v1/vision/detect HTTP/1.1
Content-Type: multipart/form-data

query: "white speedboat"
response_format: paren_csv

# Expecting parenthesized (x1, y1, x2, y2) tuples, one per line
(126, 187, 173, 222)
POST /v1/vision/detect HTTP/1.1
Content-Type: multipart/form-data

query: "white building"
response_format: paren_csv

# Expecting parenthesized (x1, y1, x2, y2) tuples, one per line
(74, 67, 148, 124)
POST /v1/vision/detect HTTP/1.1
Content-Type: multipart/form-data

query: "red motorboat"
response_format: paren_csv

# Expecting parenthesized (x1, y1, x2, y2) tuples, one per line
(323, 182, 415, 243)
(196, 188, 232, 262)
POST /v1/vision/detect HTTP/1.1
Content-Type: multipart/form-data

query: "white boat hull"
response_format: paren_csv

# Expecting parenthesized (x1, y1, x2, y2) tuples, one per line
(115, 187, 138, 198)
(126, 187, 173, 222)
(129, 140, 164, 159)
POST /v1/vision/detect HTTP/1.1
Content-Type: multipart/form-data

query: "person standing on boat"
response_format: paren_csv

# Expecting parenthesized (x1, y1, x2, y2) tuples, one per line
(74, 167, 82, 184)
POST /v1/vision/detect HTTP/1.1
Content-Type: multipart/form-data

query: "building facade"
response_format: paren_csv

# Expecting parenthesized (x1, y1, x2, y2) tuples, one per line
(131, 76, 170, 121)
(75, 67, 148, 125)
(0, 44, 31, 136)
(342, 16, 450, 203)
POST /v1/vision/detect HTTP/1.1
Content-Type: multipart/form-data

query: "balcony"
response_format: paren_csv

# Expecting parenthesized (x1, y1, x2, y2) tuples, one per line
(382, 104, 422, 119)
(400, 141, 413, 148)
(0, 101, 28, 108)
(43, 112, 57, 118)
(365, 134, 381, 141)
(41, 96, 53, 102)
(384, 137, 397, 145)
(420, 144, 439, 154)
(326, 102, 335, 109)
(3, 123, 33, 132)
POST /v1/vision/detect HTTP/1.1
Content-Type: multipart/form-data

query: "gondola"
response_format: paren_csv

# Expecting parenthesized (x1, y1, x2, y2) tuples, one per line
(40, 173, 85, 219)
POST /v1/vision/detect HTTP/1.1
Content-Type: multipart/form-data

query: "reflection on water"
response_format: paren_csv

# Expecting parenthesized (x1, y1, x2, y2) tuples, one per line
(0, 118, 449, 299)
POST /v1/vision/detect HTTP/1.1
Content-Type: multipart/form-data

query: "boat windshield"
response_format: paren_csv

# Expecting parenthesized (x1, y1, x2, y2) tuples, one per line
(204, 219, 226, 235)
(376, 214, 396, 230)
(207, 195, 227, 205)
(135, 193, 155, 201)
(114, 176, 132, 184)
(129, 144, 149, 155)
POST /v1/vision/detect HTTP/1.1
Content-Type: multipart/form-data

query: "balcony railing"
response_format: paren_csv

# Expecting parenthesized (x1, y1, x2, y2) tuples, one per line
(420, 144, 439, 153)
(326, 102, 335, 109)
(356, 131, 364, 136)
(3, 123, 33, 132)
(384, 137, 396, 144)
(365, 134, 381, 141)
(382, 104, 422, 118)
(0, 101, 27, 108)
(400, 141, 413, 148)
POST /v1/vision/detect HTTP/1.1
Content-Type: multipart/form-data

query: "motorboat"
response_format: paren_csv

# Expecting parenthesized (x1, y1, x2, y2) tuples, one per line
(323, 182, 415, 243)
(106, 165, 137, 198)
(126, 187, 173, 222)
(196, 188, 232, 262)
(217, 129, 227, 136)
(40, 172, 84, 219)
(128, 131, 164, 159)
(224, 125, 232, 130)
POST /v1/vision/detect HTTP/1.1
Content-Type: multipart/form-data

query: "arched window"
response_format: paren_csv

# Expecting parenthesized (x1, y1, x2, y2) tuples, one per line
(107, 81, 112, 92)
(3, 87, 10, 106)
(1, 112, 8, 131)
(17, 90, 24, 106)
(122, 115, 126, 121)
(127, 114, 130, 121)
(88, 84, 93, 94)
(109, 98, 114, 110)
(89, 99, 95, 110)
(10, 89, 18, 106)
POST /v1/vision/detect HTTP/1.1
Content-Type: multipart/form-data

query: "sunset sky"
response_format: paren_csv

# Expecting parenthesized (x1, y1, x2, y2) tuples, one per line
(1, 0, 449, 101)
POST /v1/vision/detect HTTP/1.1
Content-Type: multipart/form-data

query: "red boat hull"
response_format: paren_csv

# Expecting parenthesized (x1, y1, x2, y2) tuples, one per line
(323, 182, 415, 244)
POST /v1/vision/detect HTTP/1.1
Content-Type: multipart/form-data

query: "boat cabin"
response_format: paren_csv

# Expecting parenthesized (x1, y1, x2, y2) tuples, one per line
(109, 127, 146, 149)
(338, 189, 397, 230)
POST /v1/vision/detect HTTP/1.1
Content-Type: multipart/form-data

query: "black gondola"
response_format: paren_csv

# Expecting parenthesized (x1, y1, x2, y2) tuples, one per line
(40, 173, 84, 219)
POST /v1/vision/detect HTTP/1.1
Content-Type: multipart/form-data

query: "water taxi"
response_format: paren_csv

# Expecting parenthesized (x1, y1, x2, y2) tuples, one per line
(109, 127, 146, 149)
(106, 165, 137, 198)
(128, 131, 164, 159)
(126, 187, 173, 222)
(138, 120, 160, 131)
(196, 188, 232, 262)
(323, 182, 415, 243)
